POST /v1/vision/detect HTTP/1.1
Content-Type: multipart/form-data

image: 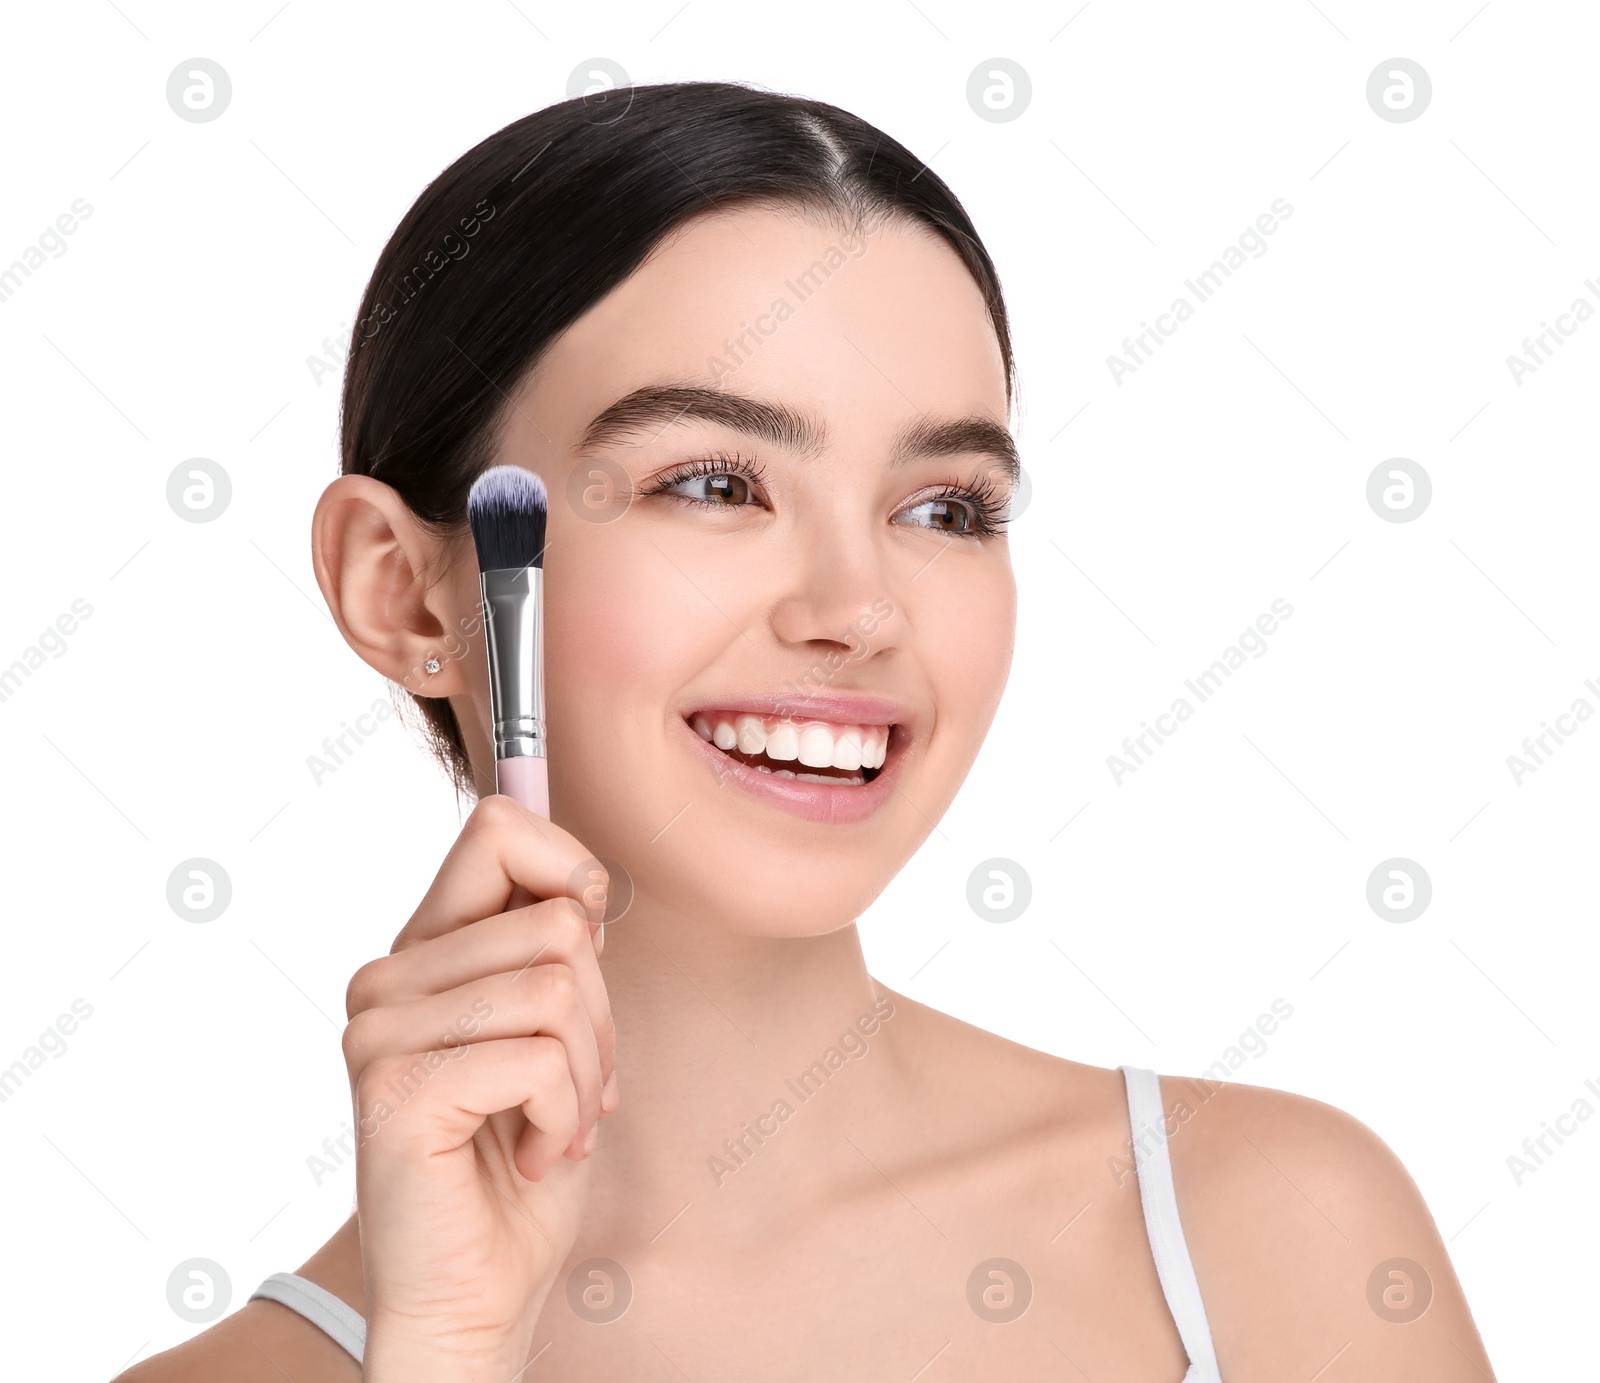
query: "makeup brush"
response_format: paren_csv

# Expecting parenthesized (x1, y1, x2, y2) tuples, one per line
(467, 466, 549, 834)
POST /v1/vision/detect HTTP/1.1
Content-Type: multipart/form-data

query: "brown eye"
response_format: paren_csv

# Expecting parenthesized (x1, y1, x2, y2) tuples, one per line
(664, 471, 755, 505)
(702, 473, 749, 505)
(895, 497, 972, 532)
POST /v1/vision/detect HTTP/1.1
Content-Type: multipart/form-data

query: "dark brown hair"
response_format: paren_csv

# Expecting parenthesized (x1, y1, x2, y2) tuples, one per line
(339, 80, 1015, 794)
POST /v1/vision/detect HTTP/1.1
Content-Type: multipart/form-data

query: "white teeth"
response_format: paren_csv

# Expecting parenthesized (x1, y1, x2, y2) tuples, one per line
(797, 724, 835, 768)
(773, 768, 796, 779)
(764, 722, 800, 761)
(735, 714, 766, 754)
(690, 711, 894, 778)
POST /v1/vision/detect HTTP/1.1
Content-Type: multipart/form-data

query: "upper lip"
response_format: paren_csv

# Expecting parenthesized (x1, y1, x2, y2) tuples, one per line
(681, 690, 911, 729)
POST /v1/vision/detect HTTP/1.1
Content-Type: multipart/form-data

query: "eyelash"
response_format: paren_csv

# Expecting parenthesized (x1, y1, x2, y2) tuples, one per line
(639, 452, 771, 507)
(918, 470, 1012, 539)
(638, 452, 1013, 539)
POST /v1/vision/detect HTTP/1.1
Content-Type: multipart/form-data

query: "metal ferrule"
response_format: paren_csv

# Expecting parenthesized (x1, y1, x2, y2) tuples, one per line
(480, 566, 545, 759)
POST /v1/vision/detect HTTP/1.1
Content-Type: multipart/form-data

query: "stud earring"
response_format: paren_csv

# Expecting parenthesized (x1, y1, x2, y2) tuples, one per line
(423, 656, 442, 675)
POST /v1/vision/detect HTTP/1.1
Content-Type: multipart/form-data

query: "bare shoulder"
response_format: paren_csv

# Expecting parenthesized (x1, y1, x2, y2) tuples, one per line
(871, 992, 1500, 1380)
(867, 981, 1133, 1154)
(1156, 1072, 1422, 1219)
(113, 1216, 364, 1383)
(112, 1298, 360, 1383)
(863, 984, 1146, 1215)
(1155, 1073, 1498, 1381)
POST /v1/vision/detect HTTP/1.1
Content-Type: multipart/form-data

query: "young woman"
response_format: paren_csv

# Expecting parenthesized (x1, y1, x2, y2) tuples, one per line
(120, 82, 1495, 1382)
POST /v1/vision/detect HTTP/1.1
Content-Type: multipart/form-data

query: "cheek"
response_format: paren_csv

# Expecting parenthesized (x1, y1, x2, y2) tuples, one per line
(541, 528, 721, 733)
(920, 560, 1015, 735)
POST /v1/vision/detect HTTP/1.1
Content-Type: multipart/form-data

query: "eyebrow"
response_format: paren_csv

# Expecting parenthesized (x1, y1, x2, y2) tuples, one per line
(891, 412, 1020, 486)
(580, 385, 821, 455)
(578, 385, 1019, 485)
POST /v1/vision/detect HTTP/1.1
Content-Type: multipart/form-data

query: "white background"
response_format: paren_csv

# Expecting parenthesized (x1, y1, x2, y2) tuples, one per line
(1, 1, 1594, 1377)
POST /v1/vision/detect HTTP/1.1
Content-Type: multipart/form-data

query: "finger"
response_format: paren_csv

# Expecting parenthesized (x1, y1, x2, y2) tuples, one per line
(354, 1036, 581, 1182)
(343, 965, 604, 1139)
(395, 794, 609, 948)
(346, 898, 616, 1088)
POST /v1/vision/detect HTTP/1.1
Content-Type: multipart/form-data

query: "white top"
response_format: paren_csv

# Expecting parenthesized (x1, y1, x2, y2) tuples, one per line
(1118, 1064, 1224, 1382)
(249, 1269, 366, 1362)
(249, 1064, 1222, 1379)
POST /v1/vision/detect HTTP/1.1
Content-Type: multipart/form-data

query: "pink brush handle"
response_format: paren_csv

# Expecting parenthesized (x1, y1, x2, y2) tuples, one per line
(497, 756, 549, 912)
(496, 755, 549, 820)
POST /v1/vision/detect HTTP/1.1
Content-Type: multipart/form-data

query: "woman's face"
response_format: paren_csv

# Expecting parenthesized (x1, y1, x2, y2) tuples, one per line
(451, 204, 1016, 935)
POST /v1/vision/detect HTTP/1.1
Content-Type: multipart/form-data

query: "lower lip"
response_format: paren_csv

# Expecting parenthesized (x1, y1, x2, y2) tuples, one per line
(681, 719, 902, 825)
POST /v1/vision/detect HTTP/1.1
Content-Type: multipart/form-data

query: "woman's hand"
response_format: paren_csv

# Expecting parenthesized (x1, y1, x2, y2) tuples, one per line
(341, 794, 618, 1380)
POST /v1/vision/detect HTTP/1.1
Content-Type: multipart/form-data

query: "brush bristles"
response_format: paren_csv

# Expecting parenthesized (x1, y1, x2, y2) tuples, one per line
(467, 466, 548, 572)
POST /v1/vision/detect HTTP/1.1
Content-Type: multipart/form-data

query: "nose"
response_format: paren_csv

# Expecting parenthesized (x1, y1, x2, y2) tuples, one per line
(766, 517, 899, 657)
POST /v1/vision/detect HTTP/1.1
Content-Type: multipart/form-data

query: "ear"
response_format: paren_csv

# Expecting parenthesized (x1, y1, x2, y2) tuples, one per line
(310, 474, 476, 698)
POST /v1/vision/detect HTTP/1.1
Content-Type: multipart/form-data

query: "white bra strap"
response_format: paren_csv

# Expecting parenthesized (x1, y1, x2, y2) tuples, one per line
(250, 1271, 367, 1364)
(1118, 1065, 1223, 1383)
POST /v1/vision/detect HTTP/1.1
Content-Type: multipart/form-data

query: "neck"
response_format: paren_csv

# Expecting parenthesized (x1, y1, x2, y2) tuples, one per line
(584, 899, 911, 1248)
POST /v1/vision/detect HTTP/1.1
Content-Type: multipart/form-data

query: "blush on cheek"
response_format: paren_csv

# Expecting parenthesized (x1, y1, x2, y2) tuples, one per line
(542, 536, 723, 753)
(553, 601, 654, 680)
(548, 569, 709, 681)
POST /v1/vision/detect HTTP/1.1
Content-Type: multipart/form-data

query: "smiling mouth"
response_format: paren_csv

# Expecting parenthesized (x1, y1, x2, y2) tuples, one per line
(688, 711, 890, 786)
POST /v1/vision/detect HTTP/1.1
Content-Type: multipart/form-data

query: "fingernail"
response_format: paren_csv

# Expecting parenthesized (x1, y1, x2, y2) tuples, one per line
(600, 1070, 619, 1113)
(583, 1123, 598, 1155)
(593, 920, 606, 956)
